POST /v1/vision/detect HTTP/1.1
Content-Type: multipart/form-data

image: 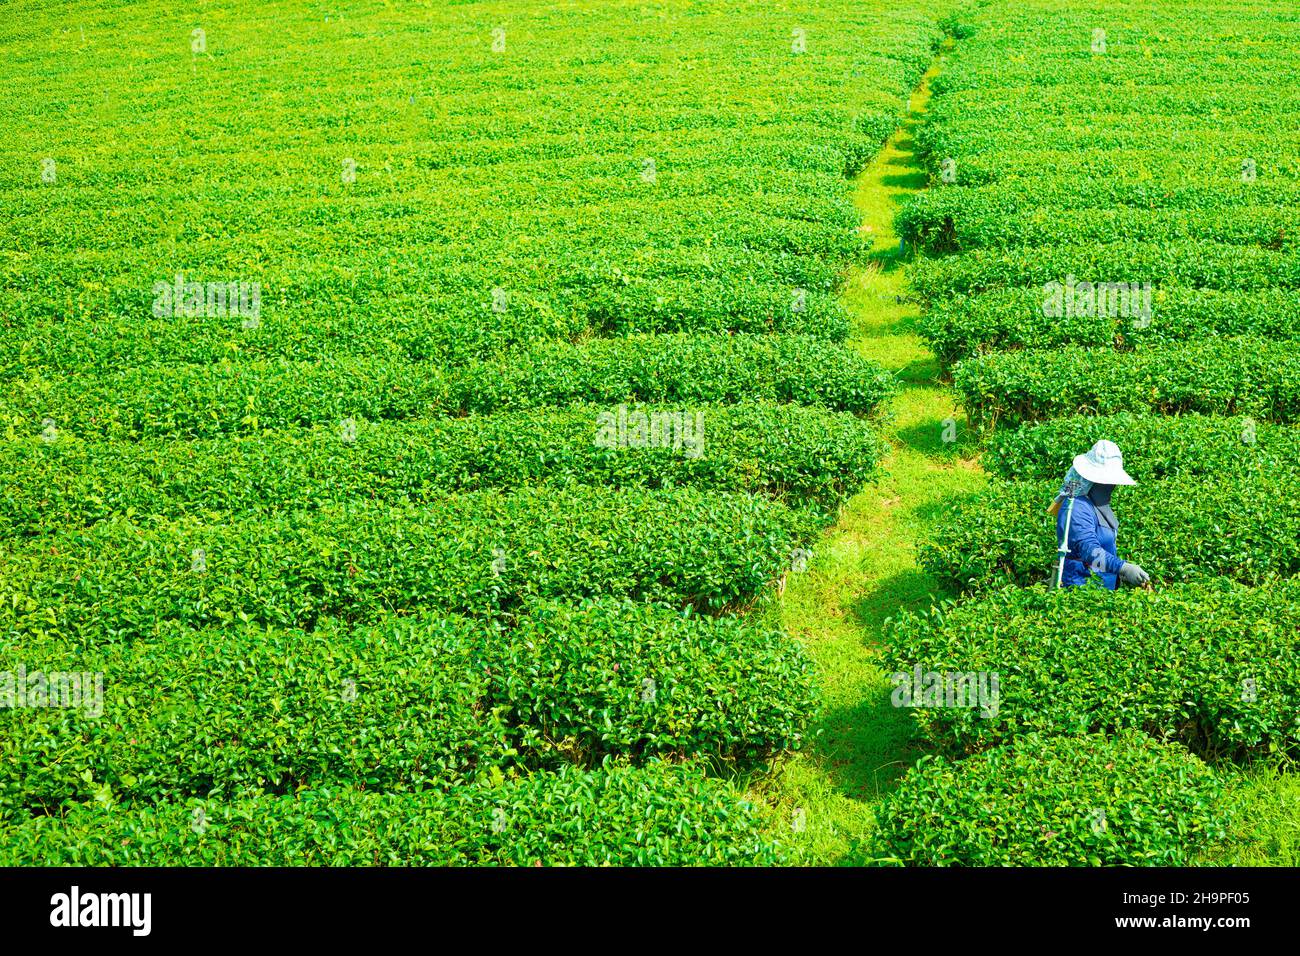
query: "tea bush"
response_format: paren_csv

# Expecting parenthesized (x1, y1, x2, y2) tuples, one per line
(0, 617, 507, 815)
(0, 334, 893, 442)
(0, 761, 788, 866)
(0, 600, 815, 817)
(918, 469, 1300, 592)
(901, 200, 1298, 256)
(918, 286, 1300, 371)
(884, 582, 1300, 756)
(0, 488, 817, 638)
(0, 402, 883, 536)
(449, 334, 895, 415)
(484, 599, 817, 765)
(871, 733, 1232, 866)
(910, 241, 1300, 303)
(954, 338, 1300, 430)
(2, 357, 449, 441)
(985, 414, 1300, 482)
(903, 178, 1300, 227)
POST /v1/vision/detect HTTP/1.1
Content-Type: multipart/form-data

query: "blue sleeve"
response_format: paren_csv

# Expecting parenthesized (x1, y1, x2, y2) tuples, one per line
(1064, 500, 1125, 574)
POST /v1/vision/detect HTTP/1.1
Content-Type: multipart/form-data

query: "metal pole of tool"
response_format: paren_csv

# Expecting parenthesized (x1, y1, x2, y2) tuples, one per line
(1055, 495, 1076, 589)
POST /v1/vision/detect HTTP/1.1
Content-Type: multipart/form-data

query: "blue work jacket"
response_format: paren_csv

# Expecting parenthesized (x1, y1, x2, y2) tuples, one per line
(1055, 495, 1126, 589)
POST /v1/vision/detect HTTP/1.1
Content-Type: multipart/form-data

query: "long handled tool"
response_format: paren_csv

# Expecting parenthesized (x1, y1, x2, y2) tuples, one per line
(1055, 495, 1076, 589)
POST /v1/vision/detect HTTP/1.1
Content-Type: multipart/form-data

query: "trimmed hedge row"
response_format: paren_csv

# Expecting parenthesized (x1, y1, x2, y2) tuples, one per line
(871, 733, 1231, 866)
(2, 358, 448, 442)
(985, 414, 1300, 483)
(0, 276, 851, 383)
(2, 335, 893, 441)
(0, 300, 586, 381)
(901, 201, 1298, 255)
(0, 616, 503, 815)
(919, 286, 1300, 371)
(579, 278, 850, 340)
(927, 26, 1300, 92)
(486, 599, 816, 764)
(918, 469, 1300, 593)
(0, 599, 815, 816)
(954, 338, 1300, 430)
(882, 581, 1300, 758)
(449, 334, 895, 415)
(900, 179, 1300, 231)
(0, 488, 816, 638)
(0, 402, 884, 536)
(913, 121, 1300, 176)
(0, 762, 788, 866)
(922, 150, 1297, 193)
(923, 76, 1300, 120)
(909, 241, 1300, 303)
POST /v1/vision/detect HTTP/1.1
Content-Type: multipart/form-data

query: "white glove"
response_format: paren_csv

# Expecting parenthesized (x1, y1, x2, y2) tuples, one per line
(1118, 562, 1150, 587)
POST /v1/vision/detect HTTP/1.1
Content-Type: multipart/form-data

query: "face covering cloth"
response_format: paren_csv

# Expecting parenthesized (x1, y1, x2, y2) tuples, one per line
(1088, 482, 1118, 531)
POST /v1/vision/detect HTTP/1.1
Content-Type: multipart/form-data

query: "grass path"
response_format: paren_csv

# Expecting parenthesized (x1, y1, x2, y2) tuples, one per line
(749, 62, 986, 864)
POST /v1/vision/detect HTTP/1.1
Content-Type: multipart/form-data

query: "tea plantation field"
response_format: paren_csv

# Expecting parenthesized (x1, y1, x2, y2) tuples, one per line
(0, 0, 947, 864)
(3, 0, 1296, 867)
(880, 0, 1300, 865)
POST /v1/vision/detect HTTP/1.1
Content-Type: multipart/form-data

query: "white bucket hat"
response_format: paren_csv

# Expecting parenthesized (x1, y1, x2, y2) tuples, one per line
(1072, 439, 1136, 486)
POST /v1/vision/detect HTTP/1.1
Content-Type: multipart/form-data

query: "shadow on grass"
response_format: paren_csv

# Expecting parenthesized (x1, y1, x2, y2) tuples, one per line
(847, 566, 942, 640)
(797, 567, 951, 803)
(893, 355, 942, 386)
(863, 246, 905, 273)
(895, 414, 982, 457)
(879, 170, 929, 191)
(807, 688, 927, 805)
(911, 484, 981, 526)
(874, 312, 920, 337)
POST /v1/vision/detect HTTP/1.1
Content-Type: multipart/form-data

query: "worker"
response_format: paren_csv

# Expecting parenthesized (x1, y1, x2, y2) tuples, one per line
(1048, 439, 1150, 589)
